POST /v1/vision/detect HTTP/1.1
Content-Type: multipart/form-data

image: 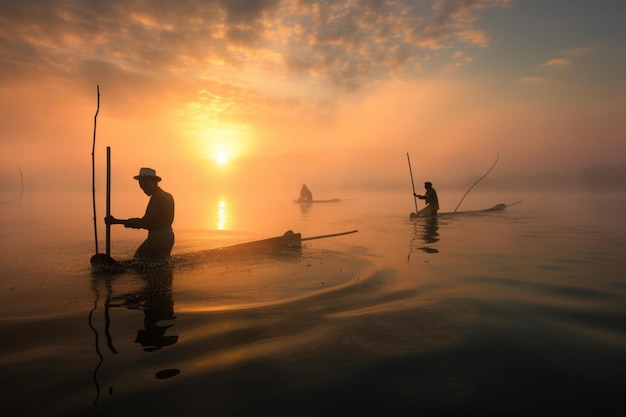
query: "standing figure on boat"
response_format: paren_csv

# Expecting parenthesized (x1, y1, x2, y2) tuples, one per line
(298, 184, 313, 203)
(414, 181, 439, 216)
(106, 168, 175, 260)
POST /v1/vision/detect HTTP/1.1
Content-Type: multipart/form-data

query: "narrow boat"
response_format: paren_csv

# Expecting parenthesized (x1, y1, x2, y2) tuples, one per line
(188, 229, 358, 258)
(410, 201, 521, 219)
(293, 198, 341, 204)
(210, 230, 302, 254)
(91, 229, 358, 273)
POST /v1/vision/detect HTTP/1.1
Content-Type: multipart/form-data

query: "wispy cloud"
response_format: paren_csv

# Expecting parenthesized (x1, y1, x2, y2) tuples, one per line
(0, 0, 512, 93)
(538, 46, 593, 69)
(565, 47, 593, 56)
(445, 50, 474, 70)
(541, 58, 570, 67)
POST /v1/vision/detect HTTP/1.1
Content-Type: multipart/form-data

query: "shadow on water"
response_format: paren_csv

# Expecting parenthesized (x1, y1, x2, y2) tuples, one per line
(88, 266, 180, 405)
(408, 216, 440, 261)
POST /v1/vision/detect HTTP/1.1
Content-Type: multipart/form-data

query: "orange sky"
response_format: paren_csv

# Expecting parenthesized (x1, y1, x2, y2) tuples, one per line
(1, 0, 625, 198)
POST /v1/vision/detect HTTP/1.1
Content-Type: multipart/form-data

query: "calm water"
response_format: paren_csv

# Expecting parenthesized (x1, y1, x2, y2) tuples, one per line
(1, 189, 625, 416)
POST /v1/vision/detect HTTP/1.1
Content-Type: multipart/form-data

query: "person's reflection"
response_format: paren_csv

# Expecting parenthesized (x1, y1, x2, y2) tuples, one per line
(135, 267, 178, 351)
(112, 267, 178, 352)
(92, 267, 179, 352)
(420, 216, 440, 252)
(89, 266, 179, 403)
(408, 216, 440, 261)
(297, 200, 312, 215)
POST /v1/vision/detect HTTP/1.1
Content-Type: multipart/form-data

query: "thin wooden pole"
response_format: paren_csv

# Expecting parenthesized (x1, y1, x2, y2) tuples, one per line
(91, 85, 100, 254)
(106, 146, 111, 256)
(301, 229, 358, 241)
(407, 152, 419, 217)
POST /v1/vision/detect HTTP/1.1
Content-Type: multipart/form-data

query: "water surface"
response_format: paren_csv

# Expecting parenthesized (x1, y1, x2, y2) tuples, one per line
(1, 189, 625, 416)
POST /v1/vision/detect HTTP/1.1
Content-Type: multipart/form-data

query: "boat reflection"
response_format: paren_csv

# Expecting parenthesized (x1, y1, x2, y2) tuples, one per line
(408, 216, 440, 261)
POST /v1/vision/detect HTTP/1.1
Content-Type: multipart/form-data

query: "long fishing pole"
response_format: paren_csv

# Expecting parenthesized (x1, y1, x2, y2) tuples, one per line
(0, 166, 23, 204)
(301, 229, 358, 241)
(454, 152, 499, 212)
(407, 152, 419, 218)
(91, 85, 100, 254)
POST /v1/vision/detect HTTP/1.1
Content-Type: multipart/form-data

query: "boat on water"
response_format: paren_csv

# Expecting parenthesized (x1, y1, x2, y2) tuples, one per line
(91, 229, 358, 274)
(293, 198, 341, 204)
(205, 230, 302, 254)
(410, 201, 521, 219)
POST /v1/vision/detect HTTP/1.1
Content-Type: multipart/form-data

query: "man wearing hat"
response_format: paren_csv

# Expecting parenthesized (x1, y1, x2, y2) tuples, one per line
(414, 181, 439, 216)
(106, 167, 175, 260)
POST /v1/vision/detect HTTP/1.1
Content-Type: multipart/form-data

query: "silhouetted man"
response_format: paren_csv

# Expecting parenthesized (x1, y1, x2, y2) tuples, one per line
(414, 181, 439, 216)
(298, 184, 313, 202)
(106, 168, 174, 260)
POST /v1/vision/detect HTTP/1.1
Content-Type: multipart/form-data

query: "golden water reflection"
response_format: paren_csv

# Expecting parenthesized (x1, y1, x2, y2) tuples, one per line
(217, 200, 227, 230)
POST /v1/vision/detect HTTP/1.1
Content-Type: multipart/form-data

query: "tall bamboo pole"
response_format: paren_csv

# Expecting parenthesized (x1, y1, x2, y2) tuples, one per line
(91, 85, 100, 254)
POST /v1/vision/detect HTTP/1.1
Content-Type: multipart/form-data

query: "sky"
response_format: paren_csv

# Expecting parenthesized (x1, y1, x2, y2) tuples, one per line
(1, 0, 625, 198)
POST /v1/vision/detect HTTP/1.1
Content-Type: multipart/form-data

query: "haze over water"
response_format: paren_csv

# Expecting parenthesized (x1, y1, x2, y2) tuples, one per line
(1, 187, 625, 415)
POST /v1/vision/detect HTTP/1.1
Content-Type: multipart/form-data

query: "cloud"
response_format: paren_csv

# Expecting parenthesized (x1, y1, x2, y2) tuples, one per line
(541, 58, 570, 67)
(0, 0, 512, 93)
(565, 47, 593, 56)
(444, 50, 474, 70)
(536, 46, 593, 72)
(455, 29, 490, 46)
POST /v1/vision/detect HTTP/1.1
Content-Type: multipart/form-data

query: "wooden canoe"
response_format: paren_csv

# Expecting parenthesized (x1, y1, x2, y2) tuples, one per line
(213, 230, 302, 254)
(410, 201, 521, 219)
(92, 229, 358, 273)
(293, 198, 341, 204)
(209, 229, 358, 254)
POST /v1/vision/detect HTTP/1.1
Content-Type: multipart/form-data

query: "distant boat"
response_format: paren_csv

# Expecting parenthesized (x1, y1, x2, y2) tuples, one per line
(293, 198, 341, 204)
(410, 201, 522, 219)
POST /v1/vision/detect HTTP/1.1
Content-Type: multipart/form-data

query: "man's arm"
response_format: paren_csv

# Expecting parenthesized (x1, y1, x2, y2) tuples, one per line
(105, 191, 173, 230)
(105, 215, 129, 226)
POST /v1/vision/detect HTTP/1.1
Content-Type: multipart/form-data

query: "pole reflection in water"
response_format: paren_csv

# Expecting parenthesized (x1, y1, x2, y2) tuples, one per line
(88, 266, 180, 404)
(408, 216, 440, 261)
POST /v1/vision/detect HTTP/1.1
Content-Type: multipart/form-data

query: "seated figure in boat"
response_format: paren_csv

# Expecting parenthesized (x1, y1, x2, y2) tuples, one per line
(414, 181, 439, 216)
(106, 168, 175, 260)
(298, 184, 313, 202)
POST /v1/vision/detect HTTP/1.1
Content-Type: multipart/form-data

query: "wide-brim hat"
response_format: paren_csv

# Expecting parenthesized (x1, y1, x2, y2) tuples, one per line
(134, 167, 161, 181)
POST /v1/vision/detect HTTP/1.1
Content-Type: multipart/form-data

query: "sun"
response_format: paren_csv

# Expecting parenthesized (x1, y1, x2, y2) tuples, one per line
(215, 150, 229, 166)
(194, 125, 251, 167)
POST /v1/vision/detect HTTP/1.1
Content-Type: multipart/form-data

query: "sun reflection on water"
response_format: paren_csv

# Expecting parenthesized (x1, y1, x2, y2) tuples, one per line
(217, 200, 227, 230)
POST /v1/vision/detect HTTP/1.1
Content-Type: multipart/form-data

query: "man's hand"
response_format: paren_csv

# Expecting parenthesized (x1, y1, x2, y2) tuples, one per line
(105, 215, 125, 225)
